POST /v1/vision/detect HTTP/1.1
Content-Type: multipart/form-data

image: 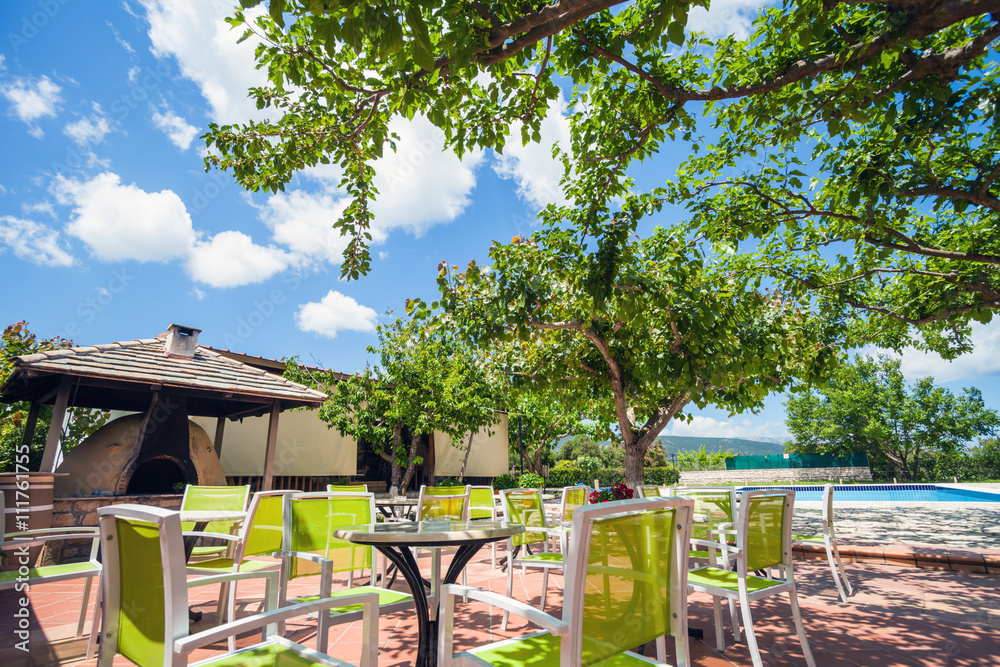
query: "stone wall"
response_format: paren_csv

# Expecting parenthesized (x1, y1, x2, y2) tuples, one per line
(46, 494, 182, 563)
(678, 466, 872, 486)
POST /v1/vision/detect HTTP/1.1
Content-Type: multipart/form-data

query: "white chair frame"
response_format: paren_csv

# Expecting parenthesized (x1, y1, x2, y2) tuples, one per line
(793, 484, 853, 603)
(440, 496, 695, 667)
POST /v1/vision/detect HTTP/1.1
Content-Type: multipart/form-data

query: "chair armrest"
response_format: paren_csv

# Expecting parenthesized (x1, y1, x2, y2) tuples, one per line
(6, 526, 98, 538)
(441, 584, 568, 635)
(273, 550, 331, 565)
(2, 530, 101, 550)
(690, 538, 742, 557)
(175, 592, 380, 654)
(186, 569, 279, 590)
(181, 531, 240, 543)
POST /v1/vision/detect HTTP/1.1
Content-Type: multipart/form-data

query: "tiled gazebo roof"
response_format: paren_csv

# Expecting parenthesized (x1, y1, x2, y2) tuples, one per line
(0, 337, 328, 418)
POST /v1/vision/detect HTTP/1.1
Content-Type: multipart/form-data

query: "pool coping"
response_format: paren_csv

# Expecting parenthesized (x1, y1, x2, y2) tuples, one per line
(793, 540, 1000, 574)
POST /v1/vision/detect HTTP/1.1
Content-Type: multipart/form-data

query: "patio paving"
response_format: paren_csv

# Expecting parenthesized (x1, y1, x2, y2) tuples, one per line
(2, 540, 999, 666)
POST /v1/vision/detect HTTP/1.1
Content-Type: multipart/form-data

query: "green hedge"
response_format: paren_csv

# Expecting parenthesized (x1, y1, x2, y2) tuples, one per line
(546, 466, 679, 488)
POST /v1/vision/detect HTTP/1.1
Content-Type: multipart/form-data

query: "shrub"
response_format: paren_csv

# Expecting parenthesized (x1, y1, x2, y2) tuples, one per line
(435, 477, 465, 487)
(518, 472, 544, 489)
(492, 473, 518, 491)
(590, 483, 634, 503)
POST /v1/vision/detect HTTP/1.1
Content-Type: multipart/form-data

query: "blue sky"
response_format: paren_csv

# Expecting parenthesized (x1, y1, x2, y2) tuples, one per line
(2, 0, 999, 443)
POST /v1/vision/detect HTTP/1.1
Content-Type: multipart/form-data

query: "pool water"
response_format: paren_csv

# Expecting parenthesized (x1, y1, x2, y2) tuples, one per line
(738, 484, 1000, 503)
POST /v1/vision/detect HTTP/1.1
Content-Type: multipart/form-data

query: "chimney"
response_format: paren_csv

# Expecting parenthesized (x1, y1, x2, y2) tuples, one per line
(164, 324, 201, 358)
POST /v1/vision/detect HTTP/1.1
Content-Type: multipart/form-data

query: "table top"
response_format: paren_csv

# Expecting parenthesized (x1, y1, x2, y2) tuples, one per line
(179, 510, 247, 522)
(375, 497, 420, 506)
(334, 520, 523, 546)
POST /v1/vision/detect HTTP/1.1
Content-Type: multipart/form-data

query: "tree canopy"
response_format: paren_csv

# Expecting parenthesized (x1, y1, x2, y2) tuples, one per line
(285, 316, 505, 490)
(206, 0, 999, 352)
(784, 354, 1000, 480)
(413, 220, 840, 487)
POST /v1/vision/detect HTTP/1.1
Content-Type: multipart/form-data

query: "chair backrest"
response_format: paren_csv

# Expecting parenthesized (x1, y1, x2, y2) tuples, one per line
(284, 492, 376, 581)
(468, 486, 496, 520)
(560, 486, 588, 522)
(637, 485, 662, 498)
(673, 486, 737, 542)
(499, 488, 548, 548)
(821, 484, 838, 537)
(417, 485, 471, 521)
(97, 504, 188, 667)
(328, 483, 368, 493)
(738, 490, 794, 574)
(561, 497, 693, 666)
(240, 490, 296, 559)
(180, 484, 249, 536)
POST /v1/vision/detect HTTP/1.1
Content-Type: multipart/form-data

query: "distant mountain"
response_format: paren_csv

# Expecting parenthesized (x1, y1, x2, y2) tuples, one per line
(653, 436, 786, 456)
(556, 434, 787, 456)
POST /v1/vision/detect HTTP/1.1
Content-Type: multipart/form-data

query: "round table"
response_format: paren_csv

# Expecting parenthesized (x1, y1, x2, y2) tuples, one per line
(333, 519, 523, 667)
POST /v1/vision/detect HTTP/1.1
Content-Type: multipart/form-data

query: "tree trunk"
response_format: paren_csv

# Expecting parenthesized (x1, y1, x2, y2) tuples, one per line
(398, 432, 421, 491)
(457, 432, 474, 482)
(623, 434, 646, 490)
(388, 426, 404, 493)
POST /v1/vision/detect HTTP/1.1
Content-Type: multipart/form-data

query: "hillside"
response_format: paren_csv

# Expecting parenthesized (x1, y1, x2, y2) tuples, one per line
(557, 435, 787, 456)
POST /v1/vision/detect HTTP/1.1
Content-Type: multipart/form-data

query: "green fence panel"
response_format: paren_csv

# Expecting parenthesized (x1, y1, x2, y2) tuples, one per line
(725, 452, 869, 470)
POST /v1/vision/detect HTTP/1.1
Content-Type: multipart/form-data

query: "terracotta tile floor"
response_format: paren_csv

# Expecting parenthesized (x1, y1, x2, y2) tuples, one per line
(2, 544, 1000, 666)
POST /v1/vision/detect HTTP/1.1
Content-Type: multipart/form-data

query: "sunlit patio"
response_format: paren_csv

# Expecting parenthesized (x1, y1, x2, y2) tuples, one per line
(3, 537, 999, 667)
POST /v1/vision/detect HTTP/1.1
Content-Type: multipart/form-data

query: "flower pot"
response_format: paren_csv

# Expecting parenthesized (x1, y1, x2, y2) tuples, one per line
(0, 472, 61, 569)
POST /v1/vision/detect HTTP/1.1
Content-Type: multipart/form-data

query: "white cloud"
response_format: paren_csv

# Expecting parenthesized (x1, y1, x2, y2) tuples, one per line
(295, 291, 378, 339)
(666, 414, 789, 441)
(0, 216, 75, 267)
(190, 287, 206, 300)
(368, 115, 485, 235)
(686, 0, 769, 40)
(887, 322, 1000, 384)
(186, 230, 288, 288)
(138, 0, 268, 124)
(258, 189, 351, 266)
(64, 108, 112, 146)
(54, 171, 196, 262)
(0, 55, 6, 71)
(152, 107, 198, 150)
(2, 75, 62, 136)
(127, 65, 141, 83)
(492, 94, 572, 210)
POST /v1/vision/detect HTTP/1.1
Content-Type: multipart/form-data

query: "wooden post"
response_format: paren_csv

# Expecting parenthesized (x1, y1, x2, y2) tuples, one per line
(39, 381, 71, 472)
(19, 402, 40, 456)
(262, 402, 280, 491)
(213, 417, 226, 458)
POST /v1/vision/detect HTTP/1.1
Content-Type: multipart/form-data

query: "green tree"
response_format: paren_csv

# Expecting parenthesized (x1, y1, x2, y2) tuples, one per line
(414, 221, 838, 488)
(784, 355, 1000, 481)
(286, 316, 504, 491)
(0, 322, 108, 472)
(675, 445, 735, 470)
(507, 388, 594, 476)
(557, 434, 603, 462)
(207, 1, 999, 350)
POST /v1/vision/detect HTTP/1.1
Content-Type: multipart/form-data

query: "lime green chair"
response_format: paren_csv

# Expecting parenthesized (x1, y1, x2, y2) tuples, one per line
(440, 496, 695, 667)
(0, 493, 102, 650)
(672, 486, 737, 562)
(416, 485, 472, 590)
(180, 484, 250, 559)
(328, 483, 368, 493)
(185, 490, 293, 649)
(469, 485, 499, 568)
(637, 484, 663, 498)
(687, 490, 816, 667)
(279, 492, 414, 648)
(499, 488, 565, 630)
(793, 484, 853, 603)
(96, 504, 379, 667)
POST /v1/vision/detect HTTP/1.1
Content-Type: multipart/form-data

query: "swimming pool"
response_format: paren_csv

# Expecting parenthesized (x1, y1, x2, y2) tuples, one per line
(738, 484, 1000, 503)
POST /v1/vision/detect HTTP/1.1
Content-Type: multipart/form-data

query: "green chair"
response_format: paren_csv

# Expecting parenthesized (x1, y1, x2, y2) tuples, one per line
(185, 490, 293, 649)
(96, 504, 379, 667)
(673, 486, 737, 562)
(279, 492, 414, 648)
(416, 485, 472, 592)
(469, 485, 499, 568)
(687, 490, 816, 667)
(180, 484, 250, 559)
(637, 484, 664, 498)
(0, 493, 102, 650)
(498, 488, 565, 630)
(328, 483, 368, 493)
(440, 496, 695, 667)
(793, 484, 853, 603)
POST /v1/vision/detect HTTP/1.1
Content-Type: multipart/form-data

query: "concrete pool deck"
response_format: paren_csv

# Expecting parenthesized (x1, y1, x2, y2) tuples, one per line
(793, 483, 1000, 573)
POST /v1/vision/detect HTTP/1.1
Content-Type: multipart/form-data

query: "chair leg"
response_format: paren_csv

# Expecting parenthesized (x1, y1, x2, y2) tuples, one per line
(77, 576, 93, 637)
(728, 597, 741, 642)
(86, 580, 102, 660)
(216, 580, 231, 624)
(737, 591, 764, 667)
(540, 568, 550, 612)
(711, 595, 725, 651)
(829, 539, 853, 600)
(501, 560, 514, 631)
(788, 586, 817, 667)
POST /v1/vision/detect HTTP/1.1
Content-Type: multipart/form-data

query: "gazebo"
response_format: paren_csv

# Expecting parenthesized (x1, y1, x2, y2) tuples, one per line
(0, 324, 328, 492)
